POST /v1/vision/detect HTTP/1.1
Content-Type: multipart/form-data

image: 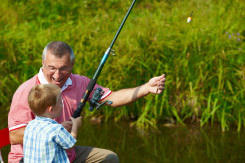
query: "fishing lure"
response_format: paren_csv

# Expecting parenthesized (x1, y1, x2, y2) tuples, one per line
(187, 11, 193, 23)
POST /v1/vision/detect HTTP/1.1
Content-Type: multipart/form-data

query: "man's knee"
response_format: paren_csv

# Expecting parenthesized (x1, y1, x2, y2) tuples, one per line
(74, 146, 119, 163)
(103, 151, 119, 163)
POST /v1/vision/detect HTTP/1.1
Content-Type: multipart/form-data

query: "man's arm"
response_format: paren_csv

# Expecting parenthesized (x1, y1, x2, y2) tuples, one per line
(103, 74, 166, 107)
(9, 127, 26, 144)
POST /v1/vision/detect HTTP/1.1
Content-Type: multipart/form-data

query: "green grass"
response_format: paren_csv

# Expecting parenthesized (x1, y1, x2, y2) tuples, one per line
(0, 0, 244, 131)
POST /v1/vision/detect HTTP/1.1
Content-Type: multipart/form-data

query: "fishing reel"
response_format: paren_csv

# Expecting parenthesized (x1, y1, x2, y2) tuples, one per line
(89, 87, 113, 111)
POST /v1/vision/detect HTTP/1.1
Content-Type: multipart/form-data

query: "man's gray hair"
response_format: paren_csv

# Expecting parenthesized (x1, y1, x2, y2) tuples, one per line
(42, 41, 75, 63)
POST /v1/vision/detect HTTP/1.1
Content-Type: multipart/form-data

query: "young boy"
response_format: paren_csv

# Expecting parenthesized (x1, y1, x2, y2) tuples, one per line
(23, 84, 82, 162)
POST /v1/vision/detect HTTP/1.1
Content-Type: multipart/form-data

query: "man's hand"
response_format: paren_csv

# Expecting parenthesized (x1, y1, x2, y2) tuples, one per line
(146, 74, 166, 94)
(61, 121, 72, 132)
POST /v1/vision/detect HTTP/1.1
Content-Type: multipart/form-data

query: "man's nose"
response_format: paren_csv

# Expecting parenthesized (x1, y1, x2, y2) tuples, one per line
(53, 69, 62, 79)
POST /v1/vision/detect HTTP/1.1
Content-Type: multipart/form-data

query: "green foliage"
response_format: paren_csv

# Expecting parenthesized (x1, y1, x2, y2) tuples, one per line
(0, 0, 244, 131)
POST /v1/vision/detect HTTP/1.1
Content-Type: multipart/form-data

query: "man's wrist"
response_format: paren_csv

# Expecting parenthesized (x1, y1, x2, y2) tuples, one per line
(141, 83, 150, 95)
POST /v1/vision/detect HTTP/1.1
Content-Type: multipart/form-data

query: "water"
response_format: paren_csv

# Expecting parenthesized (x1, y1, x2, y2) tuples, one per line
(79, 121, 245, 163)
(1, 120, 245, 162)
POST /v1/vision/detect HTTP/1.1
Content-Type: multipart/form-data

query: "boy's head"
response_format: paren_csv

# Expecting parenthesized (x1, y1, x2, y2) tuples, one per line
(28, 84, 62, 117)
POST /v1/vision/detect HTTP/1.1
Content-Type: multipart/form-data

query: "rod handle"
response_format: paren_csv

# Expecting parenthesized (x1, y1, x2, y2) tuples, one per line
(72, 79, 97, 118)
(72, 102, 85, 118)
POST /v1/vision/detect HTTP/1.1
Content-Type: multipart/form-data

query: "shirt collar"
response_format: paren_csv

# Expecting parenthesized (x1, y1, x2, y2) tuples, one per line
(35, 116, 58, 124)
(37, 68, 72, 92)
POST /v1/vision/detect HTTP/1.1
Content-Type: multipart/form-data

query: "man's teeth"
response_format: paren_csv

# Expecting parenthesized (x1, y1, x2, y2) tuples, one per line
(53, 78, 61, 82)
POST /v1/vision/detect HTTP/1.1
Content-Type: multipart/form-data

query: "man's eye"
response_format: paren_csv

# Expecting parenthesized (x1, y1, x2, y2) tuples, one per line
(60, 68, 68, 71)
(49, 67, 56, 70)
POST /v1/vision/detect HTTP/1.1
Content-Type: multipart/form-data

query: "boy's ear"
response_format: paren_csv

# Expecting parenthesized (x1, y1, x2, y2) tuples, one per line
(47, 106, 53, 113)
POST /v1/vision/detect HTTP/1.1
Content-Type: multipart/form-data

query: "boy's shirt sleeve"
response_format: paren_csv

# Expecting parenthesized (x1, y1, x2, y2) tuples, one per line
(55, 125, 77, 149)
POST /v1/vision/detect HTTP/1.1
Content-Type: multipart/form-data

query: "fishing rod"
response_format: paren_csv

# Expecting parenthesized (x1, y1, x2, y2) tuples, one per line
(72, 0, 137, 118)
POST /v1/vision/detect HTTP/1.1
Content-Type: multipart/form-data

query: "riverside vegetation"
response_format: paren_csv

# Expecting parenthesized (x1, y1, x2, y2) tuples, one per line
(0, 0, 244, 132)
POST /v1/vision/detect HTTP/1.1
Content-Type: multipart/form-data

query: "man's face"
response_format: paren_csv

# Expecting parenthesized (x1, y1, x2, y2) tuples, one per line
(42, 52, 73, 88)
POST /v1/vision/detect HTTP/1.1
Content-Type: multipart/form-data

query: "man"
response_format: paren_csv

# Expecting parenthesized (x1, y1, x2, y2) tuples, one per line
(8, 41, 166, 162)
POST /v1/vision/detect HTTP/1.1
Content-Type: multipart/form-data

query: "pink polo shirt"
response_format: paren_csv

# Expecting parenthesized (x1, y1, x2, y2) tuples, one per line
(8, 68, 111, 163)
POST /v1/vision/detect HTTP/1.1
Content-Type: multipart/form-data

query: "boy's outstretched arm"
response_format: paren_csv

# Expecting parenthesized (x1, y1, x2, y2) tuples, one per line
(70, 116, 82, 139)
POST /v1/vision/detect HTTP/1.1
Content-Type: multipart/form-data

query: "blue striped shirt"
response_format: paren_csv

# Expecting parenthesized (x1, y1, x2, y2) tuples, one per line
(23, 116, 76, 163)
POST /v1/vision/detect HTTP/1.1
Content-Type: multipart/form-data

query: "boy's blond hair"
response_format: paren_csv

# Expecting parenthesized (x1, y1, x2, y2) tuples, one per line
(28, 84, 61, 116)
